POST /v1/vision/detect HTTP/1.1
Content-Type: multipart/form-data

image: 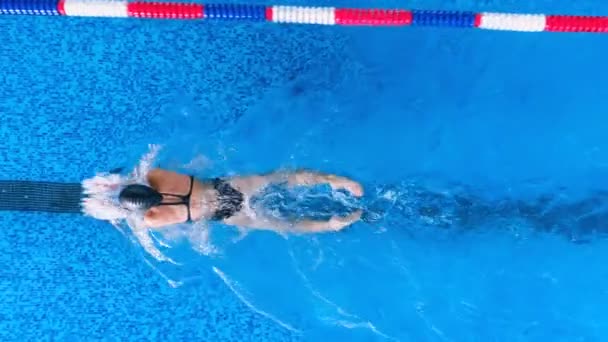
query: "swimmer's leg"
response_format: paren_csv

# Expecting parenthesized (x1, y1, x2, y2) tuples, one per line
(286, 170, 364, 197)
(230, 169, 363, 197)
(225, 210, 363, 234)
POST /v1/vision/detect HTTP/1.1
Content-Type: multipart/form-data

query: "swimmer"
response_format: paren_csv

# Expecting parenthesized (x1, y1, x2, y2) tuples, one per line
(117, 168, 363, 233)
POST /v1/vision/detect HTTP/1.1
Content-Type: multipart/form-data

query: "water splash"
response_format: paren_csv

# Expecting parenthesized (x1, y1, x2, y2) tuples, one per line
(250, 183, 363, 223)
(82, 144, 220, 269)
(84, 146, 608, 339)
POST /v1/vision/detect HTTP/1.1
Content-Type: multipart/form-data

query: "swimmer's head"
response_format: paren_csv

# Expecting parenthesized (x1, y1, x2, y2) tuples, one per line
(81, 172, 130, 224)
(119, 184, 163, 211)
(82, 144, 163, 225)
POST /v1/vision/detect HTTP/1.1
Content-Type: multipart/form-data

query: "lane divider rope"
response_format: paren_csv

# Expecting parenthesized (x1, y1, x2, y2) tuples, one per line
(2, 1, 608, 33)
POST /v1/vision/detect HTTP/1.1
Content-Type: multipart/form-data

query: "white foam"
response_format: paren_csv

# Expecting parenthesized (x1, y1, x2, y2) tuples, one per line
(81, 173, 129, 225)
(81, 144, 178, 263)
(82, 144, 222, 274)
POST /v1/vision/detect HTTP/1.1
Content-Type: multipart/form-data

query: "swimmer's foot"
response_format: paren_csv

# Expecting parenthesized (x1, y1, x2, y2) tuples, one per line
(329, 210, 363, 231)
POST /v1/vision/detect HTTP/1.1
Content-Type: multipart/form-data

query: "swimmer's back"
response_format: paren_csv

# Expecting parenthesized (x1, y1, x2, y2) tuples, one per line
(144, 169, 205, 227)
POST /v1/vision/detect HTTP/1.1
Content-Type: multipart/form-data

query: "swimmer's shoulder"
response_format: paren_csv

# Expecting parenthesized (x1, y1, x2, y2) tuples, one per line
(146, 168, 187, 187)
(147, 168, 164, 179)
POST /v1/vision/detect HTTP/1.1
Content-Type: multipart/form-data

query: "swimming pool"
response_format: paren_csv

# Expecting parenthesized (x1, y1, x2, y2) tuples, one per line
(2, 0, 608, 340)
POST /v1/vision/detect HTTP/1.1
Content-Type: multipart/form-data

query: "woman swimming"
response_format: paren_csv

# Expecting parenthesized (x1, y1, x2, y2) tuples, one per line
(81, 145, 364, 235)
(123, 167, 364, 233)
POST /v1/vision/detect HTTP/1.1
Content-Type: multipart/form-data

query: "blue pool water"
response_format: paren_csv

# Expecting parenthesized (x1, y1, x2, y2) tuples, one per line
(2, 0, 608, 340)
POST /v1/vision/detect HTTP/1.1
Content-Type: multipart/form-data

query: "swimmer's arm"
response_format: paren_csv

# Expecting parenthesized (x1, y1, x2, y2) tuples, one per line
(224, 211, 362, 233)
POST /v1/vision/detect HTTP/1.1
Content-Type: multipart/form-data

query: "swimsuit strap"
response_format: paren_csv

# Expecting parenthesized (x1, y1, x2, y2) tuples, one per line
(158, 175, 194, 222)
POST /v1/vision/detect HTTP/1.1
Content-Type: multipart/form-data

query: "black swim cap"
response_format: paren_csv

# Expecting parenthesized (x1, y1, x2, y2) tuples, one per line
(119, 184, 163, 211)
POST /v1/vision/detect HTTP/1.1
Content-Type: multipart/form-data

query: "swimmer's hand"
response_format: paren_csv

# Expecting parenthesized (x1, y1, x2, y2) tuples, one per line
(327, 176, 364, 197)
(328, 210, 363, 231)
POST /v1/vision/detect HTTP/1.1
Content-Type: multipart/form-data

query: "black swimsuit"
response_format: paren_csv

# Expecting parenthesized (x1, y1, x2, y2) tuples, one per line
(211, 178, 244, 221)
(118, 175, 243, 222)
(156, 175, 195, 222)
(158, 177, 243, 221)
